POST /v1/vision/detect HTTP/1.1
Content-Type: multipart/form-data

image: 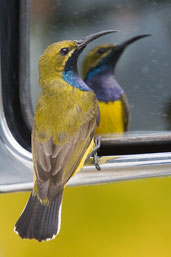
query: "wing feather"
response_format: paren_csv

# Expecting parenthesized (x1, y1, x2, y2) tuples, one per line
(32, 93, 98, 202)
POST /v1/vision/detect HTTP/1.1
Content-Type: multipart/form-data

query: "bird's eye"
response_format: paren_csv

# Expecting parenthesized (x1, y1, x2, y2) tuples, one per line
(97, 48, 106, 55)
(60, 48, 69, 56)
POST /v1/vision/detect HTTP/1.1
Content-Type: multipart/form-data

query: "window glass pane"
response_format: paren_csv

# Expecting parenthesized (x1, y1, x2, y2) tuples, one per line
(30, 0, 171, 131)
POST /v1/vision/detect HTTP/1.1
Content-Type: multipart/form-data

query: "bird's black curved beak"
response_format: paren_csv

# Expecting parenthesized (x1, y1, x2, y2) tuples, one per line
(111, 34, 151, 67)
(77, 30, 118, 51)
(65, 30, 118, 72)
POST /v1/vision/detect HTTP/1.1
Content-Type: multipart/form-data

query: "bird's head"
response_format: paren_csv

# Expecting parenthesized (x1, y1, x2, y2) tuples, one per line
(39, 30, 118, 85)
(82, 34, 151, 80)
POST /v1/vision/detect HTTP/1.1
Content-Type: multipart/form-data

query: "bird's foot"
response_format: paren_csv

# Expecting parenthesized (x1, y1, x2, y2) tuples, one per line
(86, 136, 101, 170)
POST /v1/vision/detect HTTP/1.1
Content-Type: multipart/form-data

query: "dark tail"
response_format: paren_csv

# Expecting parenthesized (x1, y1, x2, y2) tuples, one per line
(14, 190, 63, 242)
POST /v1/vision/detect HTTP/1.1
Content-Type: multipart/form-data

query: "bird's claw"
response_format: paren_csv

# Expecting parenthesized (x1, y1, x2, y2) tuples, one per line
(86, 136, 101, 170)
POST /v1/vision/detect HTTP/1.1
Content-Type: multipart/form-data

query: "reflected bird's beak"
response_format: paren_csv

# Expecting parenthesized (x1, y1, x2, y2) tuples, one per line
(118, 34, 151, 50)
(111, 34, 151, 67)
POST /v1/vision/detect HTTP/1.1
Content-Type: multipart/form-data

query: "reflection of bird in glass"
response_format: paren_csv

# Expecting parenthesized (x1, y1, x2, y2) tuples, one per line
(82, 34, 151, 135)
(14, 30, 116, 242)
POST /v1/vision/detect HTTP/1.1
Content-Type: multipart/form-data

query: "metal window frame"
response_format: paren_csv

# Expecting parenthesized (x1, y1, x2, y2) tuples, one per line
(0, 0, 171, 194)
(0, 0, 32, 151)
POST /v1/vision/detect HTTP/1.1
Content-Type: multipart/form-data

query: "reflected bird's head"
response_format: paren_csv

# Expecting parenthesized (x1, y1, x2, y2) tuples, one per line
(82, 34, 151, 80)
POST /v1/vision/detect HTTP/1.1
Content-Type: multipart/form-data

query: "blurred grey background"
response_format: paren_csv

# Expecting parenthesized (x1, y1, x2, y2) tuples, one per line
(30, 0, 171, 131)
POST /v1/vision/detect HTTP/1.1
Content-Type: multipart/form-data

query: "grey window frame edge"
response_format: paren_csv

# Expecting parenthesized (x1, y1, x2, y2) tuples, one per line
(0, 0, 171, 194)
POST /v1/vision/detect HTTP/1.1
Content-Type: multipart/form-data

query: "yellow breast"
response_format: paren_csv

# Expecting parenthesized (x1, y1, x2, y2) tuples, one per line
(96, 100, 124, 135)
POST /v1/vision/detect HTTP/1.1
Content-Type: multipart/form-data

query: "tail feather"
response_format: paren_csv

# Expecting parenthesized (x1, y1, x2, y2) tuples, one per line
(14, 190, 63, 241)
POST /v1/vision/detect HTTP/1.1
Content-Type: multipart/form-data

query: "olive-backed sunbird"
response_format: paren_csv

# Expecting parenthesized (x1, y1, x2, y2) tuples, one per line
(82, 34, 151, 135)
(14, 30, 117, 242)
